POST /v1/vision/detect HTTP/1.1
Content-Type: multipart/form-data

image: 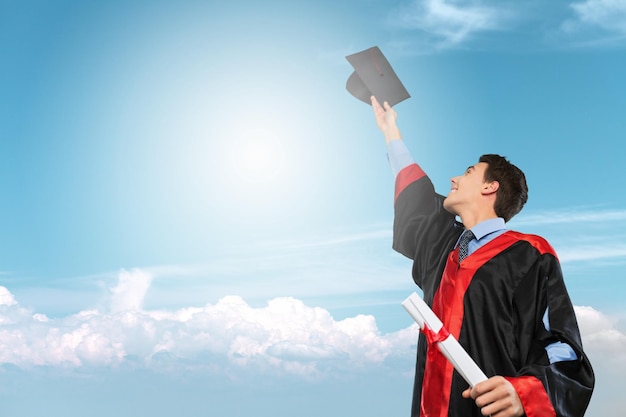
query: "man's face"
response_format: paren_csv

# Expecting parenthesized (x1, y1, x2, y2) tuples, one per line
(443, 162, 490, 215)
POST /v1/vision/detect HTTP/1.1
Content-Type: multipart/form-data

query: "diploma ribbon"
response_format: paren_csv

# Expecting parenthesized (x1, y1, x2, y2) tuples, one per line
(420, 323, 450, 345)
(420, 323, 452, 417)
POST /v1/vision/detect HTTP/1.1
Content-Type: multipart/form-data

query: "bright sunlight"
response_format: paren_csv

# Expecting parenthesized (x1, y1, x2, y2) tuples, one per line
(231, 128, 286, 184)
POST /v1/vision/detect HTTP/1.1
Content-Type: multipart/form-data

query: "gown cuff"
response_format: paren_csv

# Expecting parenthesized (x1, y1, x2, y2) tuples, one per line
(394, 164, 426, 203)
(504, 376, 556, 417)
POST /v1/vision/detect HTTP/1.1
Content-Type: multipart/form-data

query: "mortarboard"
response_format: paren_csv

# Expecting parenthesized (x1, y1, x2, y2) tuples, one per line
(345, 46, 411, 107)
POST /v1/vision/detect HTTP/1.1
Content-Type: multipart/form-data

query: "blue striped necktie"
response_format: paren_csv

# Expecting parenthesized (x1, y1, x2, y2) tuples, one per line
(458, 230, 475, 261)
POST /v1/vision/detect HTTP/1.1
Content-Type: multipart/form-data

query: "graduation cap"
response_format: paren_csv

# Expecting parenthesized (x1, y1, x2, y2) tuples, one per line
(346, 46, 410, 107)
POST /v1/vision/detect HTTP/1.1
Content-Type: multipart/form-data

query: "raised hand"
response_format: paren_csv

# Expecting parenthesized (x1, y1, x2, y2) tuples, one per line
(371, 95, 401, 144)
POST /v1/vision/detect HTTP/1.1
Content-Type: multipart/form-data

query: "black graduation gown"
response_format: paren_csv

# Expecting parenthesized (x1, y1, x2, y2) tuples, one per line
(393, 165, 594, 417)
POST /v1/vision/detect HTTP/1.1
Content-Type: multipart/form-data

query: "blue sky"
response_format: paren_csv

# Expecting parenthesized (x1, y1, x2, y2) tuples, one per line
(1, 0, 625, 415)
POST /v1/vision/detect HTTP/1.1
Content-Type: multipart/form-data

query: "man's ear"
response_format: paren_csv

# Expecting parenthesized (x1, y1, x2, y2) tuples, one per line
(482, 181, 499, 196)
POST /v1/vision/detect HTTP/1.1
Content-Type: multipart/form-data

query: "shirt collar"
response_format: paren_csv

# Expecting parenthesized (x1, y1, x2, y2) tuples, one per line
(469, 217, 506, 241)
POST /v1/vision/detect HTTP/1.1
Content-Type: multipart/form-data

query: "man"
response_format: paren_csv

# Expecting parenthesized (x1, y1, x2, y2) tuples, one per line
(371, 96, 594, 417)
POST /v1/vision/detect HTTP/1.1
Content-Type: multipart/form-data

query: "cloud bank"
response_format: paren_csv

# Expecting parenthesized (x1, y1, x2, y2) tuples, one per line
(1, 269, 622, 384)
(0, 270, 414, 377)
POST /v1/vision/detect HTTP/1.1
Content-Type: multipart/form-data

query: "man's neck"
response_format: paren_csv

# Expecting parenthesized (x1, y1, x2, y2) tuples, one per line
(459, 212, 499, 230)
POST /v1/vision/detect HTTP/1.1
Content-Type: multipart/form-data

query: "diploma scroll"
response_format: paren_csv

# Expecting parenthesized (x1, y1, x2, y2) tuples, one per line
(402, 292, 488, 387)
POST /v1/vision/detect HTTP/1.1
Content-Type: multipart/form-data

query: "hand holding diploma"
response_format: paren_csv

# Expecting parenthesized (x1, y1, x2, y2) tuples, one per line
(462, 376, 525, 417)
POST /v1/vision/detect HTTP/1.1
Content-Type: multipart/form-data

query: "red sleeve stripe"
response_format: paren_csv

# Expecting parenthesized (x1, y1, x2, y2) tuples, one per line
(394, 163, 426, 203)
(505, 376, 556, 417)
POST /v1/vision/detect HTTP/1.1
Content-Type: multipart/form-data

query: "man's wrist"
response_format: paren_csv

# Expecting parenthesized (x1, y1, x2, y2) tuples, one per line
(384, 128, 402, 144)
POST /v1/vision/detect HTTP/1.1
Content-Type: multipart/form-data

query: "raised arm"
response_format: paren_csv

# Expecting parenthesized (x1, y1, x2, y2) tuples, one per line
(370, 96, 459, 273)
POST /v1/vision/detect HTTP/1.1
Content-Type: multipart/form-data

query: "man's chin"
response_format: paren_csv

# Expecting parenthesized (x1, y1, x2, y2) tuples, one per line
(442, 198, 456, 215)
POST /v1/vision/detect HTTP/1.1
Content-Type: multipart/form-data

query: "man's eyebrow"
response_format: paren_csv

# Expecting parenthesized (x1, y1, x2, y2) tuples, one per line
(466, 165, 474, 173)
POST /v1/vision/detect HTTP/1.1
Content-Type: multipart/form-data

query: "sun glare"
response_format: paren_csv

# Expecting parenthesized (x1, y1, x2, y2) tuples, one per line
(231, 129, 285, 184)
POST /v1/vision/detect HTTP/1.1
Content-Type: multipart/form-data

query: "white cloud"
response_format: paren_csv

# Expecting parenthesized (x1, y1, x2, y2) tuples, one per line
(560, 0, 626, 46)
(576, 305, 626, 362)
(0, 273, 415, 377)
(1, 270, 624, 412)
(0, 286, 17, 307)
(390, 0, 511, 48)
(566, 0, 626, 34)
(509, 207, 626, 265)
(558, 244, 626, 263)
(574, 306, 626, 415)
(511, 208, 626, 227)
(109, 268, 152, 313)
(383, 0, 626, 50)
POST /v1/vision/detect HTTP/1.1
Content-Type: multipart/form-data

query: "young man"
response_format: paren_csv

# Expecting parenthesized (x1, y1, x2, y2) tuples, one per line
(371, 96, 594, 417)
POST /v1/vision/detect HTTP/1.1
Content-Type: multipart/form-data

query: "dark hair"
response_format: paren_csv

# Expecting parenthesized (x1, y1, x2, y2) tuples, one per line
(479, 154, 528, 222)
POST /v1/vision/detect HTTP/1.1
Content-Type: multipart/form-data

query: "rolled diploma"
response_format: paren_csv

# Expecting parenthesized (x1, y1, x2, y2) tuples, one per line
(402, 292, 488, 387)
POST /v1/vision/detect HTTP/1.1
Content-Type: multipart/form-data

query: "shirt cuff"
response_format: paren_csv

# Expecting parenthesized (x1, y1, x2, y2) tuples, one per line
(386, 139, 415, 177)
